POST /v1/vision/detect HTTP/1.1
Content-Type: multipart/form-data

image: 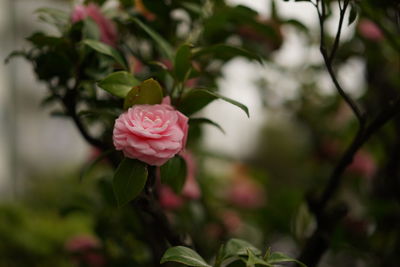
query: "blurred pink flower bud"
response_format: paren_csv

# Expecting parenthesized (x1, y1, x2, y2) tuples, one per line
(180, 150, 201, 199)
(204, 223, 224, 239)
(158, 185, 184, 209)
(347, 150, 377, 179)
(185, 78, 199, 88)
(227, 164, 265, 209)
(128, 56, 144, 74)
(65, 235, 100, 252)
(358, 19, 384, 42)
(222, 210, 243, 234)
(71, 3, 117, 47)
(157, 150, 201, 209)
(65, 235, 105, 267)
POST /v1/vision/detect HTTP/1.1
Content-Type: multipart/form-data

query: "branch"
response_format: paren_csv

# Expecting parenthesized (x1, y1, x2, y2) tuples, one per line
(62, 88, 108, 150)
(329, 0, 350, 62)
(297, 1, 400, 266)
(317, 0, 365, 124)
(299, 97, 400, 266)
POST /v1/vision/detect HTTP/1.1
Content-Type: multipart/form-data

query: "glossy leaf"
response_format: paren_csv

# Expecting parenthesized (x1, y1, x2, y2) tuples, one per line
(246, 249, 273, 267)
(179, 89, 249, 117)
(160, 246, 211, 267)
(348, 3, 358, 26)
(175, 44, 193, 82)
(26, 32, 63, 48)
(123, 78, 163, 109)
(193, 44, 262, 63)
(160, 155, 187, 194)
(83, 39, 127, 69)
(189, 118, 226, 134)
(222, 239, 261, 261)
(83, 18, 101, 40)
(97, 71, 140, 98)
(266, 252, 307, 267)
(35, 7, 69, 31)
(113, 158, 148, 207)
(131, 17, 173, 60)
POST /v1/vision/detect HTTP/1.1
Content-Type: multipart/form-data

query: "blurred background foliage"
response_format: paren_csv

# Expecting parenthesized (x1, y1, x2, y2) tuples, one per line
(1, 0, 400, 266)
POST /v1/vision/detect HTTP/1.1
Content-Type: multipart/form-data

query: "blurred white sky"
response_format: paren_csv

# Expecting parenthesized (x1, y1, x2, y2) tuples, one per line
(0, 0, 363, 196)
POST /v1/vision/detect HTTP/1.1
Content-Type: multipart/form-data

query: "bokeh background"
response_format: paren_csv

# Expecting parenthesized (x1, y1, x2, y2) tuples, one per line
(0, 0, 360, 198)
(1, 0, 398, 266)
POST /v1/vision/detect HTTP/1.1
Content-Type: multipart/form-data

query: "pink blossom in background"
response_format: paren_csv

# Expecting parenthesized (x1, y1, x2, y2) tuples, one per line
(159, 59, 173, 70)
(227, 164, 266, 209)
(180, 150, 201, 199)
(358, 19, 384, 42)
(221, 210, 243, 234)
(65, 235, 100, 252)
(157, 150, 201, 209)
(71, 3, 117, 47)
(65, 235, 105, 267)
(128, 56, 144, 74)
(158, 185, 184, 209)
(113, 97, 189, 166)
(347, 150, 377, 179)
(204, 223, 224, 239)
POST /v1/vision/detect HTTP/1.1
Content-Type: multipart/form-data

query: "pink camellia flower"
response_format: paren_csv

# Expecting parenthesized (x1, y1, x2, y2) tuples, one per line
(358, 19, 384, 42)
(113, 97, 189, 166)
(347, 150, 377, 179)
(71, 3, 117, 47)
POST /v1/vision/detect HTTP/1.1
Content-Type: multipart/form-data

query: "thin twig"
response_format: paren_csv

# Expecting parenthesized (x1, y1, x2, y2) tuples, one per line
(329, 0, 350, 63)
(317, 0, 365, 124)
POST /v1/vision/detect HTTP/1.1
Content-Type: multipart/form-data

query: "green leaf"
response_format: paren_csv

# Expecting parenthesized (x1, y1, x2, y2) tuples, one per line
(246, 249, 273, 267)
(189, 118, 225, 134)
(26, 32, 63, 48)
(123, 78, 163, 109)
(83, 39, 127, 69)
(83, 18, 101, 40)
(179, 89, 249, 117)
(175, 44, 193, 82)
(160, 246, 211, 267)
(131, 17, 173, 60)
(5, 51, 29, 64)
(113, 158, 148, 207)
(266, 252, 307, 267)
(160, 155, 187, 194)
(35, 7, 69, 31)
(222, 239, 261, 261)
(193, 44, 262, 63)
(180, 2, 202, 14)
(348, 3, 358, 26)
(97, 71, 140, 98)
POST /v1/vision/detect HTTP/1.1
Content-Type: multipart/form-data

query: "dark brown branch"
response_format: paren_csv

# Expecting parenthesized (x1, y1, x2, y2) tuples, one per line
(317, 0, 365, 124)
(329, 0, 350, 63)
(299, 97, 400, 266)
(298, 1, 400, 266)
